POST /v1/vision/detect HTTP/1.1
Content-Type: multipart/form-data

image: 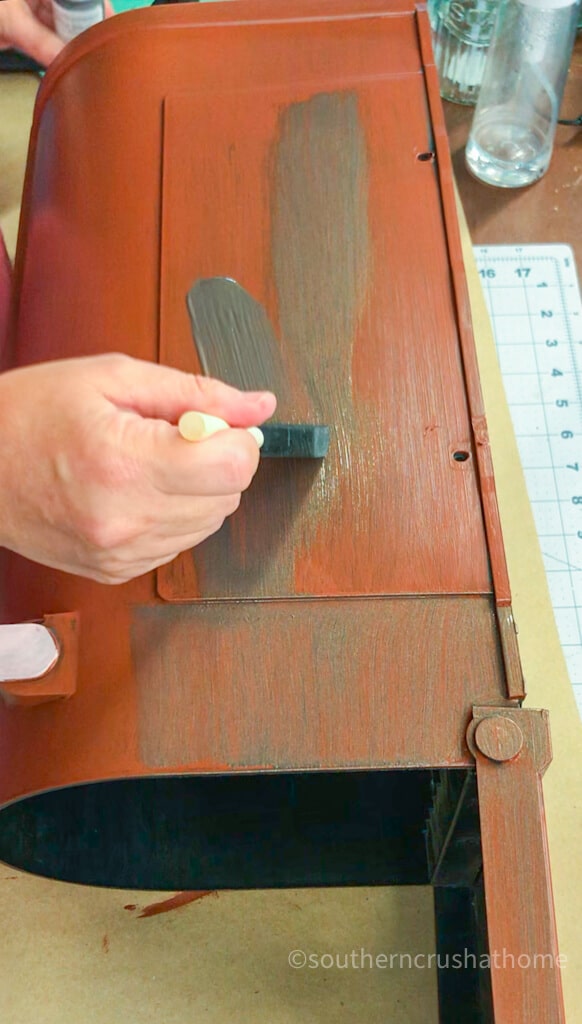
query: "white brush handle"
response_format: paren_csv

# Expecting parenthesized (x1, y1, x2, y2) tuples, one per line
(178, 411, 263, 448)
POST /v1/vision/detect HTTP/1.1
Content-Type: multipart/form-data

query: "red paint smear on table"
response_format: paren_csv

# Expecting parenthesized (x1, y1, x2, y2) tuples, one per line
(138, 890, 216, 918)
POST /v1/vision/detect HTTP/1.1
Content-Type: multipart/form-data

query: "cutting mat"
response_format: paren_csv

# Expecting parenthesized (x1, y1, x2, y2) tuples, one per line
(475, 244, 582, 716)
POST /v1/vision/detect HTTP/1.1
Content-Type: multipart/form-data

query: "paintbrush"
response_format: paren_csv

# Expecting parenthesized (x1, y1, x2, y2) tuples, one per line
(180, 277, 330, 458)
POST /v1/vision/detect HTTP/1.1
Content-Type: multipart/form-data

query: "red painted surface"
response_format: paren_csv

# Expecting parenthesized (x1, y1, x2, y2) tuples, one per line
(0, 3, 563, 1017)
(1, 0, 521, 794)
(470, 709, 564, 1023)
(137, 891, 216, 919)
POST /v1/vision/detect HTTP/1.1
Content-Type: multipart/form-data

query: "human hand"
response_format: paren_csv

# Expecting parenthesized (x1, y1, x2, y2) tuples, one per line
(0, 0, 63, 65)
(0, 0, 114, 67)
(0, 354, 276, 583)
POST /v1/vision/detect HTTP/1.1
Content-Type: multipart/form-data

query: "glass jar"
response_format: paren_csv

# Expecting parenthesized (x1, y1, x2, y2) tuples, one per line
(429, 0, 500, 104)
(465, 0, 581, 186)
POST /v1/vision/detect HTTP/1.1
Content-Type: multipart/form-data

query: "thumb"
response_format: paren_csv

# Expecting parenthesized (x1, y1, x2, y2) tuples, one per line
(98, 354, 277, 426)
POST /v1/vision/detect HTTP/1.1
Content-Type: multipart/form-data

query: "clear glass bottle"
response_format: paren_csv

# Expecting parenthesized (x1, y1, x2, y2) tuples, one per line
(465, 0, 581, 187)
(428, 0, 500, 104)
(52, 0, 105, 43)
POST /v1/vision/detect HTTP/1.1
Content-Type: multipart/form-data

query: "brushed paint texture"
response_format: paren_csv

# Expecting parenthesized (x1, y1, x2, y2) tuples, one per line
(157, 71, 492, 600)
(191, 90, 370, 598)
(270, 91, 371, 581)
(133, 596, 507, 770)
(187, 277, 292, 403)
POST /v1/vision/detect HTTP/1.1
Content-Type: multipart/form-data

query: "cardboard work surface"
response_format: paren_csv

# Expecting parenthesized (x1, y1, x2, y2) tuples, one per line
(1, 57, 581, 1024)
(461, 227, 582, 1023)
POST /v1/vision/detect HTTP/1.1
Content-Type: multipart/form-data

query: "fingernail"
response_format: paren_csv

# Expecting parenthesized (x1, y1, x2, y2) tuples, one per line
(245, 390, 276, 401)
(247, 426, 264, 448)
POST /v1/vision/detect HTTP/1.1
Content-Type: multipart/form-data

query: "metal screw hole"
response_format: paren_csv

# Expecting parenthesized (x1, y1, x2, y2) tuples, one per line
(417, 151, 435, 162)
(453, 450, 470, 462)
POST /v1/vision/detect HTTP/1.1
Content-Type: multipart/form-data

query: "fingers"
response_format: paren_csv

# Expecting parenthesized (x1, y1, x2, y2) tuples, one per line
(88, 491, 242, 549)
(125, 412, 263, 496)
(94, 354, 275, 497)
(0, 354, 272, 585)
(96, 353, 277, 427)
(96, 526, 232, 583)
(1, 0, 63, 65)
(69, 511, 238, 585)
(30, 0, 57, 31)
